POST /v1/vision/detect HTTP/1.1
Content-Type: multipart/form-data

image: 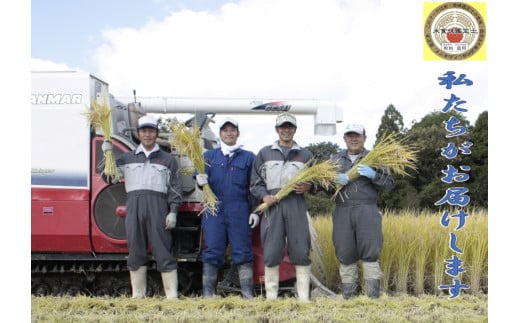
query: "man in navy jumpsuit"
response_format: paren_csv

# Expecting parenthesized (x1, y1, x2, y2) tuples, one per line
(250, 112, 314, 302)
(102, 115, 183, 299)
(331, 123, 394, 299)
(195, 117, 259, 299)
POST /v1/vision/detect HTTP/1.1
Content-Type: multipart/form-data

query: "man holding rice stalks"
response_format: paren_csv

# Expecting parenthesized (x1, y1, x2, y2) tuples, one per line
(101, 115, 183, 299)
(250, 112, 315, 302)
(330, 124, 395, 299)
(194, 117, 258, 299)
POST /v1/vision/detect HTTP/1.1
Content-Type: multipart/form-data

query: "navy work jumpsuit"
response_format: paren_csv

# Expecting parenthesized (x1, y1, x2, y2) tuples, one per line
(201, 147, 256, 267)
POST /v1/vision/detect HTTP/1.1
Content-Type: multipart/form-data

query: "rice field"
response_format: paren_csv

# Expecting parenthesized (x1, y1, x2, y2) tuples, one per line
(310, 207, 487, 296)
(32, 208, 488, 322)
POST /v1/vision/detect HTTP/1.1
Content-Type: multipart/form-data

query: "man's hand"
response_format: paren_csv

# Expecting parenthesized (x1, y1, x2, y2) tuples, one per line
(195, 174, 208, 186)
(262, 195, 278, 206)
(358, 164, 376, 180)
(294, 182, 311, 194)
(334, 173, 349, 185)
(101, 141, 113, 154)
(249, 213, 260, 228)
(165, 212, 177, 230)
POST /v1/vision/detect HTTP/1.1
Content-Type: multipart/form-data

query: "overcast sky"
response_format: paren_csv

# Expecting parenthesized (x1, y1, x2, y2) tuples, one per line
(30, 0, 488, 154)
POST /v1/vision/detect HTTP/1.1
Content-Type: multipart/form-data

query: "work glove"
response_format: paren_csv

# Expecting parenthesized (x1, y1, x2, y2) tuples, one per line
(195, 174, 208, 186)
(249, 213, 260, 228)
(165, 212, 177, 230)
(101, 140, 113, 154)
(357, 164, 376, 180)
(334, 173, 349, 185)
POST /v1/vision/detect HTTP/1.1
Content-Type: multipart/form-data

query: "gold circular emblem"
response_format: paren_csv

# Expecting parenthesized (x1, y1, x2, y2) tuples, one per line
(424, 2, 486, 60)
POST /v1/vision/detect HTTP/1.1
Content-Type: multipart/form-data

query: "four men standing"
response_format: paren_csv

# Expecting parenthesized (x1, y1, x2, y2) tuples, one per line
(103, 114, 393, 301)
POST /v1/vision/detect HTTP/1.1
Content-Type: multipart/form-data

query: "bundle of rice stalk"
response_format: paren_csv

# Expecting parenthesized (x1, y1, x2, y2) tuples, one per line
(347, 132, 417, 181)
(169, 119, 218, 215)
(332, 133, 417, 200)
(254, 159, 338, 213)
(83, 98, 117, 183)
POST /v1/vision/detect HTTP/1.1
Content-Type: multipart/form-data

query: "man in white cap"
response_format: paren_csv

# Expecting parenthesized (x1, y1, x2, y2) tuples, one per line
(195, 117, 258, 299)
(249, 112, 315, 302)
(101, 114, 183, 299)
(330, 123, 394, 299)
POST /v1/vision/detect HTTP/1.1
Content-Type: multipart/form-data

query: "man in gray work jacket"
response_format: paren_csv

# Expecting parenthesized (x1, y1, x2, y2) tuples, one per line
(250, 112, 314, 302)
(102, 115, 183, 299)
(331, 123, 394, 299)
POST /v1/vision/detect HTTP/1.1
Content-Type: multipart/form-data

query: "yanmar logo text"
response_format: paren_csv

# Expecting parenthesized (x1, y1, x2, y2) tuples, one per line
(31, 94, 83, 104)
(251, 101, 291, 112)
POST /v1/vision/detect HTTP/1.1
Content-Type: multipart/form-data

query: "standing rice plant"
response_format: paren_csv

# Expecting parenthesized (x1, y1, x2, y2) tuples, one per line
(430, 216, 451, 296)
(411, 213, 434, 295)
(169, 119, 218, 215)
(456, 207, 488, 294)
(383, 209, 435, 295)
(380, 211, 399, 294)
(392, 217, 417, 294)
(83, 97, 117, 182)
(255, 160, 338, 213)
(310, 208, 487, 296)
(310, 215, 340, 290)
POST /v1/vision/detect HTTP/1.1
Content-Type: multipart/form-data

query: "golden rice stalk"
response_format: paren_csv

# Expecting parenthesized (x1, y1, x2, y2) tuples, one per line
(347, 132, 417, 181)
(169, 119, 218, 215)
(83, 97, 117, 182)
(254, 159, 338, 213)
(332, 133, 417, 200)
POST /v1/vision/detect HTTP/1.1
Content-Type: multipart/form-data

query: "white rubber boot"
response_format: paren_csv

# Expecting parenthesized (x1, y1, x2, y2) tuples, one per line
(264, 265, 279, 300)
(130, 266, 147, 299)
(295, 265, 311, 303)
(161, 269, 178, 299)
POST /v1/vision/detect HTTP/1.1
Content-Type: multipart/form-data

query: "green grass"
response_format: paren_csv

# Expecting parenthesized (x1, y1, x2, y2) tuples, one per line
(32, 294, 488, 322)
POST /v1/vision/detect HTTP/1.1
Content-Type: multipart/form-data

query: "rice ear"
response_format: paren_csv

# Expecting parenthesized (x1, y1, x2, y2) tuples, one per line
(255, 159, 339, 213)
(169, 119, 218, 215)
(83, 97, 117, 182)
(333, 132, 417, 199)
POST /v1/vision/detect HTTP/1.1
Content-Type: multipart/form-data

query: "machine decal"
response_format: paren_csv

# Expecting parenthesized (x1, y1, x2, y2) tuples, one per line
(251, 101, 291, 112)
(31, 94, 83, 105)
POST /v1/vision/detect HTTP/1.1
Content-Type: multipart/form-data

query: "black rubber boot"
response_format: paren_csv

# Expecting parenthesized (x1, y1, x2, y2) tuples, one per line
(202, 263, 219, 298)
(217, 262, 240, 293)
(238, 262, 254, 299)
(365, 279, 380, 299)
(341, 282, 357, 299)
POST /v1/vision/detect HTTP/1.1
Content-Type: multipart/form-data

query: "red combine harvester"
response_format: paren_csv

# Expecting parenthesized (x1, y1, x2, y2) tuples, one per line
(31, 71, 342, 297)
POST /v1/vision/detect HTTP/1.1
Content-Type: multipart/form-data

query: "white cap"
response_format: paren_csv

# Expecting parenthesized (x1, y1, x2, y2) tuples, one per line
(138, 115, 158, 129)
(275, 112, 297, 127)
(218, 117, 239, 129)
(343, 123, 365, 135)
